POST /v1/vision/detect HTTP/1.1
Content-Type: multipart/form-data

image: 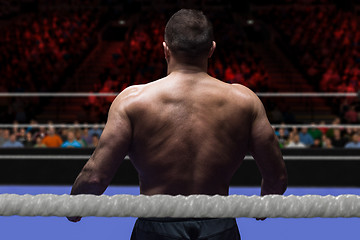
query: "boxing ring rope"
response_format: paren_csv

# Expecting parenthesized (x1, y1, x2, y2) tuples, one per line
(0, 92, 119, 97)
(0, 123, 107, 128)
(0, 92, 358, 97)
(0, 155, 360, 161)
(271, 124, 360, 129)
(1, 123, 360, 129)
(0, 194, 360, 218)
(256, 92, 359, 97)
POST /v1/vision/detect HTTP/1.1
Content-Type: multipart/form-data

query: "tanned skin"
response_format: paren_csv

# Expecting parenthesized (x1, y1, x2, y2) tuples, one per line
(68, 41, 287, 222)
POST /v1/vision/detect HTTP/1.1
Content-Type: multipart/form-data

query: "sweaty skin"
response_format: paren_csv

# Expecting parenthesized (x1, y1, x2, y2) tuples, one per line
(68, 46, 287, 223)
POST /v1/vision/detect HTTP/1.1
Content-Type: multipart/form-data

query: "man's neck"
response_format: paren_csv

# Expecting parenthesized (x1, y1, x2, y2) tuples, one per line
(167, 61, 208, 75)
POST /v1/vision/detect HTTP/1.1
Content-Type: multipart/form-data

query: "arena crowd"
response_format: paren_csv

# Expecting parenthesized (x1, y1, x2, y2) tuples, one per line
(0, 121, 102, 148)
(256, 5, 360, 117)
(2, 1, 360, 150)
(275, 118, 360, 149)
(0, 8, 104, 122)
(1, 118, 360, 149)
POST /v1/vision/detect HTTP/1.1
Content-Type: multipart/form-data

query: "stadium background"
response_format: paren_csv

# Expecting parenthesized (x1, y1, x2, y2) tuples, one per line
(1, 0, 360, 239)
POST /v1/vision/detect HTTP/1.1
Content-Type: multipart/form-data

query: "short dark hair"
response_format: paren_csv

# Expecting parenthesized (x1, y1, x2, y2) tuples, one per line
(164, 9, 214, 63)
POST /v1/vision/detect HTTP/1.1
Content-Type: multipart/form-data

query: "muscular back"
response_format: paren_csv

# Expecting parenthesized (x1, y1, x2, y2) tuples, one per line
(73, 71, 285, 201)
(125, 73, 256, 195)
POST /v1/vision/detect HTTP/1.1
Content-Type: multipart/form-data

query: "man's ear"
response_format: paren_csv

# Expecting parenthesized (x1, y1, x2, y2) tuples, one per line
(208, 41, 216, 58)
(163, 42, 170, 62)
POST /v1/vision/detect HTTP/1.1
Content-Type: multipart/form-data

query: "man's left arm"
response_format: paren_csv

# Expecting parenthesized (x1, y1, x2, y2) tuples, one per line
(67, 95, 132, 222)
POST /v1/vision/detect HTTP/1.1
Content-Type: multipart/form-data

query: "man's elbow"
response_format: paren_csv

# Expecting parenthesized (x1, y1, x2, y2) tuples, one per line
(263, 169, 288, 195)
(275, 164, 288, 193)
(278, 171, 288, 194)
(77, 167, 109, 193)
(85, 166, 112, 189)
(81, 174, 109, 195)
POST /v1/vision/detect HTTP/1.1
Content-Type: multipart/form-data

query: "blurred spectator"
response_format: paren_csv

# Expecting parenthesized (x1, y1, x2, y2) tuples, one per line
(17, 128, 27, 145)
(61, 130, 82, 148)
(2, 132, 24, 148)
(75, 129, 87, 147)
(308, 124, 323, 141)
(331, 129, 347, 148)
(42, 126, 63, 148)
(89, 133, 100, 148)
(325, 118, 342, 139)
(33, 126, 47, 141)
(82, 127, 93, 146)
(344, 106, 358, 123)
(60, 128, 69, 142)
(299, 127, 314, 146)
(275, 123, 290, 135)
(276, 128, 289, 147)
(34, 136, 47, 148)
(311, 138, 322, 148)
(0, 130, 4, 146)
(317, 120, 329, 135)
(286, 133, 306, 148)
(88, 126, 102, 138)
(26, 120, 40, 135)
(23, 132, 35, 148)
(344, 133, 360, 148)
(343, 127, 356, 142)
(322, 136, 333, 149)
(0, 129, 10, 146)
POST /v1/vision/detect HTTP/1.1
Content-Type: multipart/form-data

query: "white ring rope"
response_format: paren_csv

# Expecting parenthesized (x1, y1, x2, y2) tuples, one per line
(0, 123, 106, 129)
(0, 92, 358, 98)
(1, 123, 360, 129)
(257, 92, 359, 97)
(0, 194, 360, 218)
(0, 92, 119, 97)
(271, 124, 360, 129)
(0, 155, 359, 161)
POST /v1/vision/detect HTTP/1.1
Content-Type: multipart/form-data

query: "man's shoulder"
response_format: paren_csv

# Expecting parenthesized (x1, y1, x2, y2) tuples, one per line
(108, 83, 157, 119)
(229, 83, 264, 116)
(116, 81, 158, 102)
(114, 80, 166, 108)
(230, 83, 258, 102)
(117, 84, 145, 100)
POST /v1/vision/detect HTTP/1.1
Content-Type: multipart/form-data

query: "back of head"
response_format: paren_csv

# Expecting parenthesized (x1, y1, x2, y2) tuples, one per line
(165, 9, 214, 64)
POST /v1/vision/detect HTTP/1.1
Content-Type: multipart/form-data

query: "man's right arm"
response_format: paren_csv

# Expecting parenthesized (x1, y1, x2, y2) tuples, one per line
(249, 95, 288, 196)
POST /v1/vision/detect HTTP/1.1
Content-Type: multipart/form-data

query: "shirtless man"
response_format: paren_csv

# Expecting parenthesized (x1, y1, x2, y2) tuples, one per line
(68, 9, 287, 240)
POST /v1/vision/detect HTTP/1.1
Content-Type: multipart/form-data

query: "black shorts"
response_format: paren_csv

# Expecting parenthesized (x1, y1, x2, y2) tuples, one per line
(130, 217, 241, 240)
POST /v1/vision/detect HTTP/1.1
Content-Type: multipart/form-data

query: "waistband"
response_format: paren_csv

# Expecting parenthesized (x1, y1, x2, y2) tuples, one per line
(134, 217, 238, 238)
(138, 217, 223, 222)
